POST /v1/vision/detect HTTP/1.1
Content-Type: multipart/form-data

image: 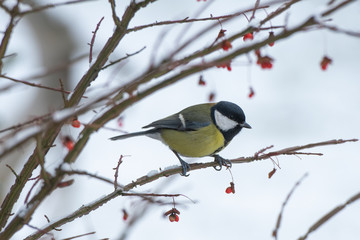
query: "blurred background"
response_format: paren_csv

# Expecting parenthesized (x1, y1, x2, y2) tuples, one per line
(0, 0, 359, 239)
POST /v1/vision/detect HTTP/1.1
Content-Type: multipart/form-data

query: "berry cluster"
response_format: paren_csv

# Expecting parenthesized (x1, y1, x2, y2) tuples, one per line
(216, 61, 232, 71)
(255, 49, 273, 69)
(221, 40, 232, 51)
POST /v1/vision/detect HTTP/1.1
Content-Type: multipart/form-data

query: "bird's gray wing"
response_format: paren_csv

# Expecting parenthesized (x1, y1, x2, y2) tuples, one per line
(143, 104, 213, 131)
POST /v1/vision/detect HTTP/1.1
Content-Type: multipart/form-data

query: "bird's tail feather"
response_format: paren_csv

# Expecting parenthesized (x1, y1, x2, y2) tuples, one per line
(109, 129, 156, 141)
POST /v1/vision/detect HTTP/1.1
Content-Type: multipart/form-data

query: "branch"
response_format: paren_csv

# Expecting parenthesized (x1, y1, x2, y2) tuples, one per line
(0, 75, 81, 97)
(272, 173, 309, 239)
(298, 191, 360, 240)
(23, 138, 358, 239)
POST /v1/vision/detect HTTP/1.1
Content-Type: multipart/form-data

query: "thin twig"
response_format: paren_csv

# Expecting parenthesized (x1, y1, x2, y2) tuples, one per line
(19, 0, 94, 16)
(113, 155, 124, 190)
(88, 16, 105, 64)
(0, 75, 82, 97)
(298, 191, 360, 240)
(102, 46, 146, 70)
(272, 173, 309, 239)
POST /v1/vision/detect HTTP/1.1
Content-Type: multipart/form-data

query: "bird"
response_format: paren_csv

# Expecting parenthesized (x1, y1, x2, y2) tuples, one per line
(110, 101, 251, 176)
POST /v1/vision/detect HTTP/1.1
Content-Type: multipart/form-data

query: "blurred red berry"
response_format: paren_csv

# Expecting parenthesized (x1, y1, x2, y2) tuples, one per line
(122, 209, 128, 221)
(216, 61, 231, 71)
(221, 40, 232, 51)
(63, 136, 74, 151)
(198, 76, 206, 86)
(257, 56, 273, 69)
(225, 182, 235, 194)
(169, 213, 179, 222)
(248, 87, 255, 98)
(243, 32, 253, 41)
(117, 116, 124, 127)
(208, 92, 215, 102)
(71, 119, 81, 128)
(268, 32, 275, 47)
(268, 168, 277, 179)
(320, 56, 332, 71)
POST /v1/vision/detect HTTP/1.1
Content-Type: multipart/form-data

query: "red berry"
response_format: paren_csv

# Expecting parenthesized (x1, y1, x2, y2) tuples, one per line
(243, 32, 253, 41)
(257, 56, 273, 69)
(225, 187, 232, 194)
(208, 92, 215, 102)
(169, 213, 179, 222)
(122, 209, 128, 221)
(221, 40, 232, 51)
(248, 87, 255, 98)
(198, 76, 206, 86)
(117, 117, 124, 127)
(320, 56, 332, 71)
(71, 119, 81, 128)
(268, 32, 275, 47)
(63, 136, 74, 151)
(216, 61, 231, 71)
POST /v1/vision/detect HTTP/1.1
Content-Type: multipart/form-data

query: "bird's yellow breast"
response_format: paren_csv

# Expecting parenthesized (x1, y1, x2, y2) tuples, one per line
(160, 124, 225, 157)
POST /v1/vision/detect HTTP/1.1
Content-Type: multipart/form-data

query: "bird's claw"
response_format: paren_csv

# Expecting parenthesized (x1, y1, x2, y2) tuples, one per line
(179, 159, 191, 177)
(213, 155, 232, 171)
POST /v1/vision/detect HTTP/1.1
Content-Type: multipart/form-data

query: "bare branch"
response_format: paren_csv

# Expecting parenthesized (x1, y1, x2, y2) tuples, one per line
(0, 75, 81, 97)
(272, 173, 309, 239)
(298, 191, 360, 240)
(23, 138, 357, 239)
(88, 16, 105, 64)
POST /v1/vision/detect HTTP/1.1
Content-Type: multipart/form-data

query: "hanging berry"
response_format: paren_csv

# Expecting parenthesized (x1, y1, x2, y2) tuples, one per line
(268, 32, 275, 47)
(268, 168, 277, 179)
(248, 87, 255, 98)
(208, 92, 215, 102)
(221, 40, 232, 51)
(164, 208, 180, 223)
(122, 209, 129, 221)
(62, 136, 74, 151)
(198, 75, 206, 86)
(257, 56, 274, 69)
(216, 61, 232, 71)
(225, 182, 235, 194)
(71, 117, 81, 128)
(117, 116, 124, 128)
(320, 56, 332, 70)
(243, 32, 254, 41)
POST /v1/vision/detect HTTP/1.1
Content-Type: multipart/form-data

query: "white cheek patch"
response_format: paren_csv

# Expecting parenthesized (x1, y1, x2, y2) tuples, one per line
(214, 110, 238, 131)
(178, 113, 186, 128)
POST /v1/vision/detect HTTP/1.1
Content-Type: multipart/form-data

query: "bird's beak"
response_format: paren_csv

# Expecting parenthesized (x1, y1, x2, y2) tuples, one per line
(241, 122, 252, 129)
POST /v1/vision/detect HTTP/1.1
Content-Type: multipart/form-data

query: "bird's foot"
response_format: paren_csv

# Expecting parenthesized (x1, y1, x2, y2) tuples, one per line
(179, 159, 191, 177)
(213, 155, 232, 171)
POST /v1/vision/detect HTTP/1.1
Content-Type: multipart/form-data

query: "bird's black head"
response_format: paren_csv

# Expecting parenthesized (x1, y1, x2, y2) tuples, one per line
(210, 101, 251, 143)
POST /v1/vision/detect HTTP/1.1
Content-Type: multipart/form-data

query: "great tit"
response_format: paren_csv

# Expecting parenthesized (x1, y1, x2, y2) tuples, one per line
(110, 101, 251, 176)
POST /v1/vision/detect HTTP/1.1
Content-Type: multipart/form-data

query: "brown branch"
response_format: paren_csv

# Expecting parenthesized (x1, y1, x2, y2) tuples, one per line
(272, 173, 309, 239)
(0, 75, 82, 97)
(24, 138, 358, 239)
(126, 4, 271, 33)
(101, 46, 147, 70)
(88, 16, 105, 64)
(19, 0, 94, 16)
(113, 155, 124, 190)
(298, 191, 360, 240)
